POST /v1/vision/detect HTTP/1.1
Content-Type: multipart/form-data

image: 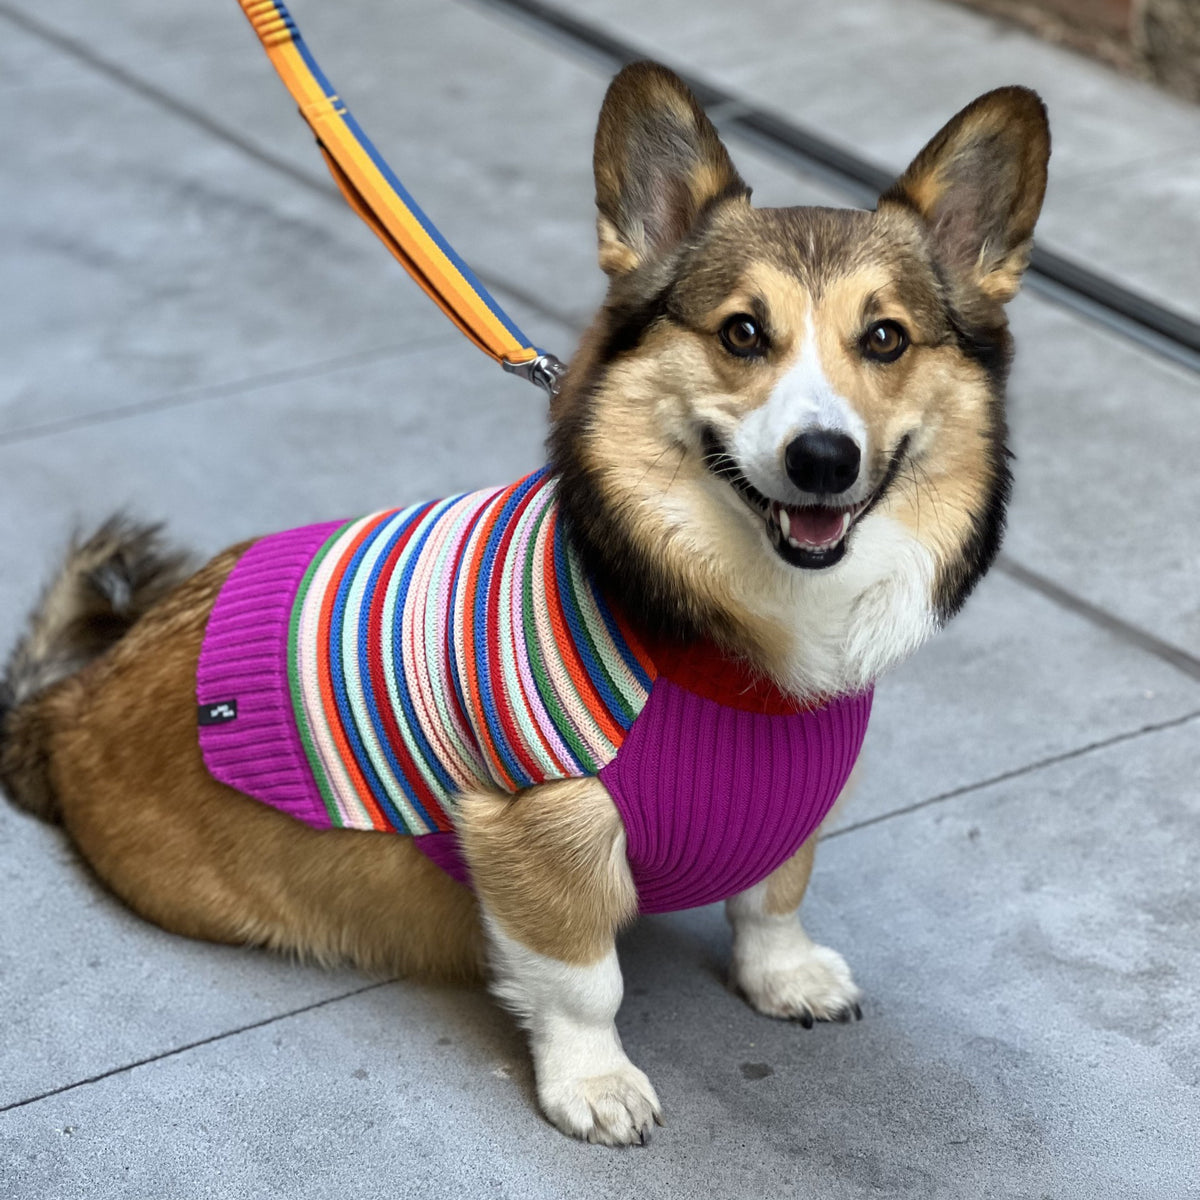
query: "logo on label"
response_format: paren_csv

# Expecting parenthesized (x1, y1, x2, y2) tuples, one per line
(198, 700, 238, 726)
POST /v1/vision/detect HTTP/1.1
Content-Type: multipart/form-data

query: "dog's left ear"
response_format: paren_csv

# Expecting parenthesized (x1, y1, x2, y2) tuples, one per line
(880, 87, 1050, 317)
(594, 61, 748, 276)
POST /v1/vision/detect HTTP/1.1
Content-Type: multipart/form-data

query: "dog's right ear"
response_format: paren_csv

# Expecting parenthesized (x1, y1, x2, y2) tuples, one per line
(593, 62, 748, 277)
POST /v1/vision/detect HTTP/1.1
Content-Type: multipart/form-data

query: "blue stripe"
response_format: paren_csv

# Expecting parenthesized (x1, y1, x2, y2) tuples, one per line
(327, 514, 414, 832)
(444, 497, 489, 735)
(471, 473, 545, 787)
(589, 585, 654, 693)
(382, 501, 465, 801)
(552, 524, 632, 731)
(521, 489, 591, 775)
(262, 2, 298, 39)
(287, 28, 531, 349)
(356, 502, 456, 814)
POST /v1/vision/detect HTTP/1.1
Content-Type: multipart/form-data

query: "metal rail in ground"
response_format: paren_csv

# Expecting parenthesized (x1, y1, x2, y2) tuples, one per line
(477, 0, 1200, 377)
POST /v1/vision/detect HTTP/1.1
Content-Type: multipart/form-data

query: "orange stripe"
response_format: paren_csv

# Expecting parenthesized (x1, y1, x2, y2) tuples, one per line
(609, 601, 658, 684)
(456, 488, 521, 790)
(268, 43, 532, 366)
(540, 509, 625, 745)
(315, 515, 395, 829)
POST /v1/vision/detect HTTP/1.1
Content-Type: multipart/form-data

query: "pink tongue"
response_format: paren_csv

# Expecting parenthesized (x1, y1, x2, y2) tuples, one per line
(786, 506, 844, 546)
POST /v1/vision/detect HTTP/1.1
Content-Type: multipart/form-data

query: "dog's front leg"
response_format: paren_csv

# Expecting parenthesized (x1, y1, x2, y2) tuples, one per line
(457, 777, 661, 1144)
(726, 837, 862, 1025)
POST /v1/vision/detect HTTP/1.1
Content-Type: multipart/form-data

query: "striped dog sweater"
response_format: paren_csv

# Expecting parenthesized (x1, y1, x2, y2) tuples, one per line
(197, 468, 872, 913)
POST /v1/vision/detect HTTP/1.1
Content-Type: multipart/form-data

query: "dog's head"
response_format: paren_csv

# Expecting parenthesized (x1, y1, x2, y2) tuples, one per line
(551, 63, 1049, 694)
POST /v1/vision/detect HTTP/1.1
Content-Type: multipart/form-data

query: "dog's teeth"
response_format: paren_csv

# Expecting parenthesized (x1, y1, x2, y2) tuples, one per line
(840, 512, 851, 536)
(777, 506, 789, 536)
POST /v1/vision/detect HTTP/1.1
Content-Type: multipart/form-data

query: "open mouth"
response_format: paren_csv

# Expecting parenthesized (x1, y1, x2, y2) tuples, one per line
(763, 495, 872, 568)
(701, 428, 907, 570)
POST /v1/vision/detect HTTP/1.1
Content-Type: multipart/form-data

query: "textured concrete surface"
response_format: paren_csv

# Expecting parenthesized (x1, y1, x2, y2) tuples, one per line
(551, 0, 1200, 320)
(1, 0, 1197, 1196)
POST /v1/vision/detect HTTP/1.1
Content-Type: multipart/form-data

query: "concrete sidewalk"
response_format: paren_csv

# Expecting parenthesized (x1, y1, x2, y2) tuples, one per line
(1, 0, 1197, 1196)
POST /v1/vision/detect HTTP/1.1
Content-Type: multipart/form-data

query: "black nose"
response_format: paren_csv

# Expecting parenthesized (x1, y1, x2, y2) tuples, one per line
(784, 431, 861, 495)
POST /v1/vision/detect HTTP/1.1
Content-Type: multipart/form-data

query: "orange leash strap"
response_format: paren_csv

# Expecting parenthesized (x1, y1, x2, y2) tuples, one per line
(238, 0, 565, 395)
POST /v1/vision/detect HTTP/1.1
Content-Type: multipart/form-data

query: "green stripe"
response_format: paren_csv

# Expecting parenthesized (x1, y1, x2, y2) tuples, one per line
(339, 510, 425, 832)
(521, 502, 597, 773)
(411, 498, 488, 782)
(565, 543, 646, 718)
(497, 495, 560, 777)
(562, 540, 638, 726)
(380, 499, 472, 807)
(287, 521, 354, 828)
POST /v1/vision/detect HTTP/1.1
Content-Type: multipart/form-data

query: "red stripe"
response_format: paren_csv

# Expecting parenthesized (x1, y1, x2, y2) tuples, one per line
(457, 489, 520, 789)
(540, 509, 625, 744)
(316, 514, 396, 829)
(482, 480, 564, 783)
(365, 503, 452, 832)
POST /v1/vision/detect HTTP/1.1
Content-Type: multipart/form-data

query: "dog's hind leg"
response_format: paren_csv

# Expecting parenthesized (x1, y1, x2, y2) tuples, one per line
(8, 545, 485, 983)
(725, 833, 862, 1025)
(457, 777, 661, 1145)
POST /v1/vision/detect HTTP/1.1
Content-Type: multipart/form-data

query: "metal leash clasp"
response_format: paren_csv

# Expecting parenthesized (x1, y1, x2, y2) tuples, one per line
(502, 352, 568, 398)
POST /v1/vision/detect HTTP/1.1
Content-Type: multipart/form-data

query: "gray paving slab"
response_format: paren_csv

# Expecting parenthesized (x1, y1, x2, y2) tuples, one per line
(1003, 295, 1200, 656)
(4, 718, 1196, 1199)
(0, 803, 370, 1109)
(0, 339, 560, 586)
(15, 0, 1192, 655)
(842, 569, 1199, 831)
(1038, 147, 1200, 327)
(0, 12, 81, 91)
(0, 54, 457, 435)
(545, 0, 1200, 320)
(0, 0, 851, 340)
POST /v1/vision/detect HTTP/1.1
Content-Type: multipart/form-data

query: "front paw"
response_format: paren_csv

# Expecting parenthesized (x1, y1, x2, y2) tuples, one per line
(735, 941, 862, 1026)
(538, 1061, 663, 1146)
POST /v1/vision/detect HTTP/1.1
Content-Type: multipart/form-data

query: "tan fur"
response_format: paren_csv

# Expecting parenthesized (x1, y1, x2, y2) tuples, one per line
(881, 87, 1050, 314)
(763, 837, 816, 916)
(0, 69, 1051, 1143)
(27, 547, 485, 982)
(0, 518, 191, 819)
(457, 777, 637, 965)
(558, 81, 1048, 685)
(593, 62, 745, 276)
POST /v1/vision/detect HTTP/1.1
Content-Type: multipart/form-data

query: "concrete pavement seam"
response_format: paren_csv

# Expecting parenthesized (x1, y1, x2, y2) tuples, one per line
(0, 980, 397, 1116)
(0, 339, 462, 449)
(996, 557, 1200, 684)
(4, 0, 1196, 818)
(0, 3, 571, 338)
(826, 706, 1200, 841)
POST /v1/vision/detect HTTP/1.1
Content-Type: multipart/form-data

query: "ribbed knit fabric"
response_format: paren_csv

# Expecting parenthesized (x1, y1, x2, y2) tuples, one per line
(196, 469, 875, 913)
(599, 681, 871, 913)
(388, 685, 872, 913)
(197, 521, 343, 825)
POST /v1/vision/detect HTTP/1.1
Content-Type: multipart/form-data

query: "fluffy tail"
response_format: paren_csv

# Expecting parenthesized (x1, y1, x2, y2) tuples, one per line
(0, 517, 192, 821)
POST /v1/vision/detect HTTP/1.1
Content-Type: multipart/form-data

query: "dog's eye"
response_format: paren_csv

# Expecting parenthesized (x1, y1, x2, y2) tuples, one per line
(862, 320, 909, 363)
(719, 314, 768, 358)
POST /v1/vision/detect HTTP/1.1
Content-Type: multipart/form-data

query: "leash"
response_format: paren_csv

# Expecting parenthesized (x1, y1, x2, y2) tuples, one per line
(237, 0, 566, 397)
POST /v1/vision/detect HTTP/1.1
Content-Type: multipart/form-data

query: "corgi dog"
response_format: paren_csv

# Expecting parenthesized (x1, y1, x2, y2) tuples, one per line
(0, 63, 1048, 1145)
